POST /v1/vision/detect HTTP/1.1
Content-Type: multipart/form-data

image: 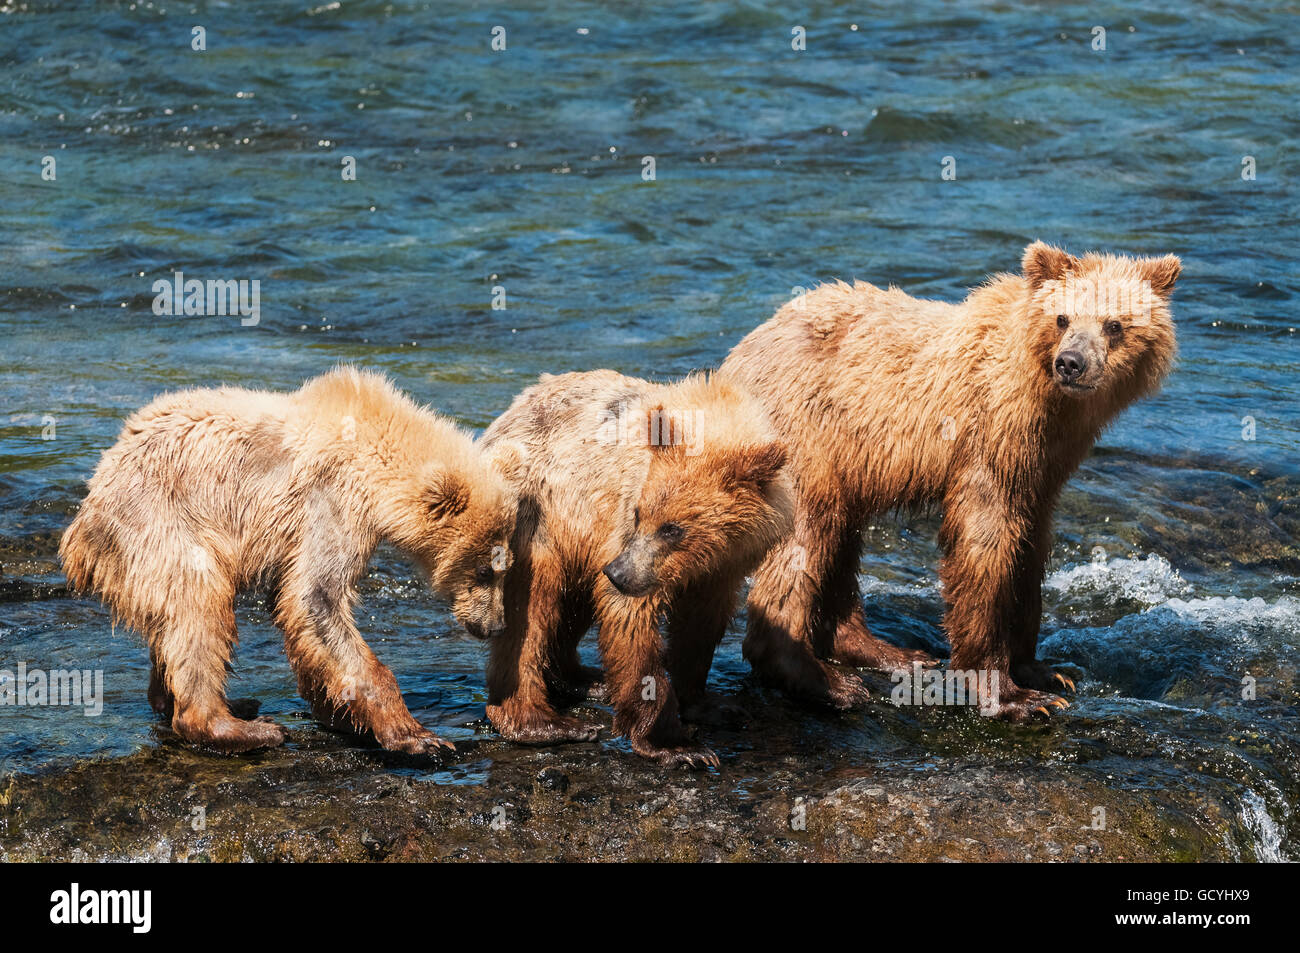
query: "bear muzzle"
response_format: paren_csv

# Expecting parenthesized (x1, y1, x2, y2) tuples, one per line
(1054, 349, 1088, 385)
(462, 618, 508, 640)
(603, 548, 657, 597)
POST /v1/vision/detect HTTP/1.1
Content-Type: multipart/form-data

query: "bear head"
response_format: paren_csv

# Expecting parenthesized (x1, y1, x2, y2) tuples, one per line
(411, 444, 521, 639)
(1022, 241, 1180, 406)
(602, 382, 794, 599)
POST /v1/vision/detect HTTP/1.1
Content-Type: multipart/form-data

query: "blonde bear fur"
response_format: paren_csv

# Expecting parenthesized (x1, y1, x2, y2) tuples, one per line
(60, 367, 517, 753)
(721, 242, 1180, 719)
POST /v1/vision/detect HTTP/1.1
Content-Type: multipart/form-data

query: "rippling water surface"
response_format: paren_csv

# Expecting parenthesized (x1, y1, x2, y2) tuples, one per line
(0, 2, 1296, 858)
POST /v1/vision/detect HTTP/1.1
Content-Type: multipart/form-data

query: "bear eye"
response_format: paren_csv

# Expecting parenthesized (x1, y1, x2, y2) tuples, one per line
(657, 523, 685, 544)
(1056, 314, 1069, 329)
(633, 506, 641, 528)
(1105, 320, 1123, 336)
(474, 565, 494, 584)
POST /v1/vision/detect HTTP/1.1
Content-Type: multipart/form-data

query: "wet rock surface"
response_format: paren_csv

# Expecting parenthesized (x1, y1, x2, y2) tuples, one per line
(0, 693, 1276, 862)
(3, 464, 1295, 862)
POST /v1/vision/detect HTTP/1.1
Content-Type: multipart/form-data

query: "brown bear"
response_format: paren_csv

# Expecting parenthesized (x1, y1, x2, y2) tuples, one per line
(720, 242, 1180, 719)
(480, 370, 794, 767)
(60, 367, 518, 753)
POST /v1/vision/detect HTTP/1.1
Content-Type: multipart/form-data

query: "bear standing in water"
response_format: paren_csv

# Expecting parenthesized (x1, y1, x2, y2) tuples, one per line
(481, 370, 793, 767)
(60, 367, 517, 753)
(721, 242, 1180, 719)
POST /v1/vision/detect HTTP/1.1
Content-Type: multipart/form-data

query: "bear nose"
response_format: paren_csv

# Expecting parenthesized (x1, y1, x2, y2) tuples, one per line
(1055, 350, 1086, 382)
(602, 558, 632, 594)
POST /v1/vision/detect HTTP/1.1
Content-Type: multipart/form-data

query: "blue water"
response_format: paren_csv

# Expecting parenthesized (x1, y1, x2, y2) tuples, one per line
(0, 2, 1296, 856)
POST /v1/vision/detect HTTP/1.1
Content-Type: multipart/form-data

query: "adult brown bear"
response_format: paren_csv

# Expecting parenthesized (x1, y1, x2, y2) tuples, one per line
(720, 242, 1180, 719)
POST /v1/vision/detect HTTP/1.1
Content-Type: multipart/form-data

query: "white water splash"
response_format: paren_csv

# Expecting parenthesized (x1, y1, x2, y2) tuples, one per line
(1044, 553, 1191, 607)
(1162, 595, 1300, 632)
(1240, 789, 1288, 863)
(1045, 554, 1300, 637)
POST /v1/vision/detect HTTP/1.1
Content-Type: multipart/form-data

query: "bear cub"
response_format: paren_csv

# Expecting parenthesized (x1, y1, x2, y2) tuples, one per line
(60, 367, 516, 753)
(481, 370, 794, 768)
(722, 242, 1180, 719)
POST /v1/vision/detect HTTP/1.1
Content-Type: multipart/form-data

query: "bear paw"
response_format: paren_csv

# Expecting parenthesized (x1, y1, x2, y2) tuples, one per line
(832, 620, 936, 671)
(815, 664, 873, 710)
(376, 725, 456, 755)
(487, 707, 600, 745)
(634, 742, 720, 770)
(988, 686, 1070, 722)
(1011, 660, 1077, 694)
(175, 713, 287, 754)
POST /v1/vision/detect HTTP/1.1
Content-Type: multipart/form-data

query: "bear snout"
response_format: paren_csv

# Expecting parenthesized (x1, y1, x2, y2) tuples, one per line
(461, 615, 507, 640)
(603, 552, 653, 597)
(1053, 349, 1088, 386)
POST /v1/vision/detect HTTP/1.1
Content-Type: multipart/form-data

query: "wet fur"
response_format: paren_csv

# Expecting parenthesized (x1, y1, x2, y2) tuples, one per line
(720, 242, 1179, 718)
(60, 367, 516, 753)
(481, 370, 793, 767)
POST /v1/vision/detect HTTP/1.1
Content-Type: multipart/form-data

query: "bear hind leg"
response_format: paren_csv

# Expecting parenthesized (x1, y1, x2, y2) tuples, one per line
(742, 533, 871, 710)
(823, 529, 935, 671)
(546, 591, 605, 703)
(154, 602, 286, 753)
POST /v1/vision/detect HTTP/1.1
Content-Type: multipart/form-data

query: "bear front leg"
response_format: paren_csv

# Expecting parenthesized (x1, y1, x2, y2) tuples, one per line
(665, 575, 747, 727)
(940, 479, 1067, 721)
(487, 544, 600, 744)
(1007, 516, 1076, 695)
(596, 589, 718, 769)
(742, 530, 872, 710)
(276, 528, 451, 755)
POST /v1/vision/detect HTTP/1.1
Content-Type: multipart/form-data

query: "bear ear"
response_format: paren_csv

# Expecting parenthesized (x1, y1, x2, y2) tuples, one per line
(722, 442, 788, 489)
(1139, 254, 1181, 298)
(1022, 241, 1077, 287)
(486, 439, 529, 486)
(423, 468, 470, 522)
(644, 404, 688, 451)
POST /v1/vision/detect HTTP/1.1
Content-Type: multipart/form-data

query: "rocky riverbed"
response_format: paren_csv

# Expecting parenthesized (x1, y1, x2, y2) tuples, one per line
(1, 675, 1288, 862)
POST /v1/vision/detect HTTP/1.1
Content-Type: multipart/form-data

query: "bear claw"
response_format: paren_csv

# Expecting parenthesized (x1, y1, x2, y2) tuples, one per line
(1053, 672, 1076, 693)
(1011, 660, 1077, 695)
